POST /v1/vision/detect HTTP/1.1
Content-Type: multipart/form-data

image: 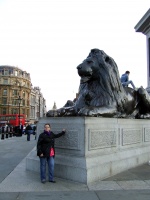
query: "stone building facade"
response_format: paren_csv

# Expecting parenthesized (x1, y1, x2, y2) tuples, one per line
(0, 65, 46, 123)
(30, 86, 47, 123)
(134, 8, 150, 88)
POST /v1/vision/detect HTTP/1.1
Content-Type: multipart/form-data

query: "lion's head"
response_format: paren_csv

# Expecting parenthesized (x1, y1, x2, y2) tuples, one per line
(76, 49, 128, 112)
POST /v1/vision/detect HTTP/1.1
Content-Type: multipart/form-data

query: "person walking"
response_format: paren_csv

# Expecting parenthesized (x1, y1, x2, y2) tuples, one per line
(4, 123, 8, 133)
(25, 123, 33, 141)
(37, 123, 66, 183)
(19, 122, 23, 136)
(32, 125, 37, 140)
(120, 70, 136, 89)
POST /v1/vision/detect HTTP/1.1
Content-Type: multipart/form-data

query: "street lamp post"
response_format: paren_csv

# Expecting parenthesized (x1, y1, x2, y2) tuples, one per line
(17, 96, 22, 126)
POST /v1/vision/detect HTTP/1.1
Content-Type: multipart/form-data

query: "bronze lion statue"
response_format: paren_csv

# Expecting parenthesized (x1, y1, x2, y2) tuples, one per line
(47, 49, 150, 118)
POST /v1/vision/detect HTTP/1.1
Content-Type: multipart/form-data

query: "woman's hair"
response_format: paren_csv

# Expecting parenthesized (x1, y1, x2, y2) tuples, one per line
(44, 123, 51, 128)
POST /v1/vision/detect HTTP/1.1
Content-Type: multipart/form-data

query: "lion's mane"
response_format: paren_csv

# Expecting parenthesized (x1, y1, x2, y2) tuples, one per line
(75, 49, 128, 112)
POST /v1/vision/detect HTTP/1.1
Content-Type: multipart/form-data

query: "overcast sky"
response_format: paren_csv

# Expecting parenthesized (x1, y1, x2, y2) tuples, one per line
(0, 0, 149, 110)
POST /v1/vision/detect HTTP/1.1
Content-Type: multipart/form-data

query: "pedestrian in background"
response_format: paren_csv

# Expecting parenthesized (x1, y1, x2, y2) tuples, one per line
(4, 123, 8, 133)
(19, 122, 23, 136)
(37, 123, 66, 183)
(25, 123, 33, 141)
(33, 125, 36, 140)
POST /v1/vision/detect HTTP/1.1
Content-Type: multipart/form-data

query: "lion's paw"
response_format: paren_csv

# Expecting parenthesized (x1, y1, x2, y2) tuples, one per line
(46, 110, 55, 117)
(46, 108, 66, 117)
(139, 114, 150, 119)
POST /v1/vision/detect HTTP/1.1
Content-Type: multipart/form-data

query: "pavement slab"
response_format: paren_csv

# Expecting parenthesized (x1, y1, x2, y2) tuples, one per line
(88, 181, 122, 190)
(96, 190, 150, 200)
(18, 191, 99, 200)
(116, 180, 150, 190)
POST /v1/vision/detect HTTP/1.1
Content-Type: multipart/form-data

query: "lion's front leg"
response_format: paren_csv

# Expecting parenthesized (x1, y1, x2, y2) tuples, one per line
(46, 106, 77, 117)
(78, 106, 117, 117)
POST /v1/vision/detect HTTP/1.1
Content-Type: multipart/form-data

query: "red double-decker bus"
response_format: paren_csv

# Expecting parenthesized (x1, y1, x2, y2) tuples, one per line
(0, 114, 26, 127)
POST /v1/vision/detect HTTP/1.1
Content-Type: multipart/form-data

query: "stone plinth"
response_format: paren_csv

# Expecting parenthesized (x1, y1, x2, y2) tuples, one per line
(26, 117, 150, 184)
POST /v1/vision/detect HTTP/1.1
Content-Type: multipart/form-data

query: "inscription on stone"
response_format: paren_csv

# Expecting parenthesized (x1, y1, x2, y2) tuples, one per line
(122, 129, 142, 146)
(88, 129, 117, 150)
(54, 130, 80, 150)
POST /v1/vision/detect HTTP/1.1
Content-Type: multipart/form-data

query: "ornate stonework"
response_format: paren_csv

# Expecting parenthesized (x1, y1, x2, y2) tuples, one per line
(122, 129, 142, 146)
(88, 129, 117, 150)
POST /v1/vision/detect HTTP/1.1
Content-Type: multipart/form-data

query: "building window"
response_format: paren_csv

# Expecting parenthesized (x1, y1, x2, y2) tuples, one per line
(3, 79, 8, 84)
(2, 98, 7, 105)
(31, 107, 35, 118)
(1, 69, 4, 75)
(3, 89, 7, 96)
(9, 69, 13, 75)
(4, 70, 9, 75)
(12, 99, 17, 105)
(2, 108, 7, 114)
(13, 90, 18, 96)
(11, 108, 17, 114)
(15, 70, 18, 76)
(22, 99, 25, 106)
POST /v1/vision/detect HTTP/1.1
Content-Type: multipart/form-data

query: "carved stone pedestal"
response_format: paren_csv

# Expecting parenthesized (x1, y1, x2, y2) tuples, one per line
(26, 117, 150, 184)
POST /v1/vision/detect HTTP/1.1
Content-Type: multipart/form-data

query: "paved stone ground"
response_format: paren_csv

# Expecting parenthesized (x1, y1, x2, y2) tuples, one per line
(0, 134, 36, 183)
(1, 135, 150, 200)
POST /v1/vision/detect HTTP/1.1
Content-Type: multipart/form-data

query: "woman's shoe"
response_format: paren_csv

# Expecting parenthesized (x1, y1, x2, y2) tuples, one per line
(49, 180, 56, 183)
(41, 179, 46, 183)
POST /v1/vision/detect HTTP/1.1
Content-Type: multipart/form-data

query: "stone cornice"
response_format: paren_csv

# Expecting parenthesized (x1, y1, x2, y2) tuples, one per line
(134, 8, 150, 35)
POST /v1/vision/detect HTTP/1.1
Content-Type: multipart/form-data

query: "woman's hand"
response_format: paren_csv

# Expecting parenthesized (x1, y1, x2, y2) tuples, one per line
(40, 153, 44, 157)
